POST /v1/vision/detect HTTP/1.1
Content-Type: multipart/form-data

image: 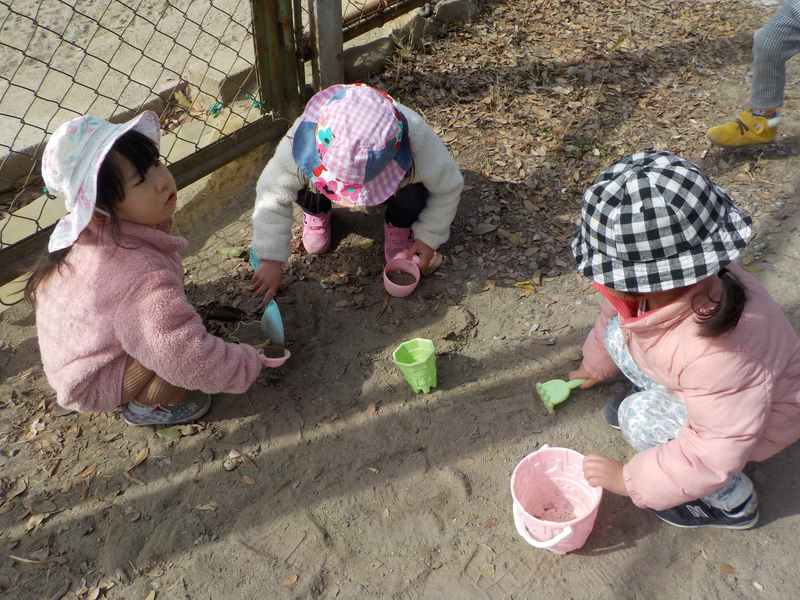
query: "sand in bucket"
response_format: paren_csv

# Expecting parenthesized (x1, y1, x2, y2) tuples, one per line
(510, 445, 602, 554)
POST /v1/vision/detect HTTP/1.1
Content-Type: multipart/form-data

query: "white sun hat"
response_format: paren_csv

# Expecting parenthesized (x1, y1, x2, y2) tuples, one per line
(42, 111, 161, 252)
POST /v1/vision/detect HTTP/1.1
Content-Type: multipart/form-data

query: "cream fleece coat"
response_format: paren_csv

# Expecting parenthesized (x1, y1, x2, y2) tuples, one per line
(581, 263, 800, 510)
(251, 103, 464, 263)
(35, 219, 263, 413)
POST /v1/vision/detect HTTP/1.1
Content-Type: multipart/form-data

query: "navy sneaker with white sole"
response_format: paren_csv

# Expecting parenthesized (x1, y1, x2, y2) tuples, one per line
(122, 393, 212, 426)
(653, 493, 759, 530)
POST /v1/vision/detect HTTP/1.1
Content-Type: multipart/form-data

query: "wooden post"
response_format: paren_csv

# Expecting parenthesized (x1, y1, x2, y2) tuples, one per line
(250, 0, 301, 118)
(309, 0, 344, 89)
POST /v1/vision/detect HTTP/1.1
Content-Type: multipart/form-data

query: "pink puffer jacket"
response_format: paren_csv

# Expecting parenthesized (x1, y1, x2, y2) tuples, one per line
(35, 218, 263, 412)
(581, 263, 800, 510)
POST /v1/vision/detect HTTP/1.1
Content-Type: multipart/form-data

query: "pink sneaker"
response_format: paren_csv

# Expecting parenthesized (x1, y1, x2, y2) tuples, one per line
(302, 211, 331, 254)
(384, 223, 414, 262)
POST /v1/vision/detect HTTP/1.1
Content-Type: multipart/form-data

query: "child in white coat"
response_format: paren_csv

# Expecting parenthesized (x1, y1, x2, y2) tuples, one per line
(251, 83, 464, 303)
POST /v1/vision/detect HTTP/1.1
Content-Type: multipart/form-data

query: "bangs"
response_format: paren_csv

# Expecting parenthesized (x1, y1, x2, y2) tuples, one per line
(114, 129, 160, 178)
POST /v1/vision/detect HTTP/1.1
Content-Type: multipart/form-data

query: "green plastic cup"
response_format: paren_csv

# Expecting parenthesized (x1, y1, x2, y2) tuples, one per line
(392, 338, 437, 393)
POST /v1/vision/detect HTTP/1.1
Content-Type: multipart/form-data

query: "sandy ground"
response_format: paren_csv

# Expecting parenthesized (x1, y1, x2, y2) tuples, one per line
(3, 1, 800, 599)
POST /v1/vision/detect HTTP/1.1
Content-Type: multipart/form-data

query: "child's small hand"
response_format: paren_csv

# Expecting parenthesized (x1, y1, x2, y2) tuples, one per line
(252, 260, 283, 304)
(407, 240, 434, 269)
(569, 365, 598, 388)
(583, 454, 629, 497)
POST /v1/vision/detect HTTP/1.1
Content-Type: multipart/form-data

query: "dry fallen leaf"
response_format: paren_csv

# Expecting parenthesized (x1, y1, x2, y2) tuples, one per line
(194, 503, 219, 511)
(458, 459, 475, 467)
(76, 464, 97, 478)
(371, 561, 383, 570)
(132, 447, 149, 469)
(279, 574, 298, 587)
(25, 513, 46, 532)
(239, 455, 257, 469)
(28, 500, 57, 514)
(8, 479, 27, 500)
(717, 563, 736, 575)
(242, 475, 256, 485)
(144, 590, 156, 600)
(364, 403, 377, 419)
(85, 588, 101, 600)
(122, 471, 147, 486)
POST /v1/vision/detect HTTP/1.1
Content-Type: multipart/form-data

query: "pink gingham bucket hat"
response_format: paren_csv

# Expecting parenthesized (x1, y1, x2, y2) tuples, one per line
(292, 84, 412, 207)
(42, 111, 161, 252)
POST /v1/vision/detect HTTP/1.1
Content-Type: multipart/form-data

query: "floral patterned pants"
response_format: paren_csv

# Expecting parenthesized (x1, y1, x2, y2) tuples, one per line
(604, 317, 754, 511)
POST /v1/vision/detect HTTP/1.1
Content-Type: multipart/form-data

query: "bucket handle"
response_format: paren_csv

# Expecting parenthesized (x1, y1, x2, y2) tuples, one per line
(514, 505, 574, 549)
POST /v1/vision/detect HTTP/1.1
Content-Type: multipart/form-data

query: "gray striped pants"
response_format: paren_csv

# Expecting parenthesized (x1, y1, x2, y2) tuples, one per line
(604, 317, 754, 511)
(752, 0, 800, 110)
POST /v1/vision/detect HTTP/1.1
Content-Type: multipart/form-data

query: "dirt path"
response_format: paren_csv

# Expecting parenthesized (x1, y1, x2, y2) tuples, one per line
(3, 1, 800, 599)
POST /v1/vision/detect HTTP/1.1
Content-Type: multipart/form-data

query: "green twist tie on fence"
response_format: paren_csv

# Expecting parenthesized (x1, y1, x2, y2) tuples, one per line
(245, 93, 264, 110)
(207, 101, 224, 117)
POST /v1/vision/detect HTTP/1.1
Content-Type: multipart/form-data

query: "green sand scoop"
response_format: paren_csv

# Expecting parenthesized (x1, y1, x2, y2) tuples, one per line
(537, 378, 586, 414)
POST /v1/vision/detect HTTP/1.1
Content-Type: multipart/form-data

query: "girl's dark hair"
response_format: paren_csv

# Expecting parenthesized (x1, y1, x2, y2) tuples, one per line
(23, 129, 160, 303)
(693, 267, 748, 338)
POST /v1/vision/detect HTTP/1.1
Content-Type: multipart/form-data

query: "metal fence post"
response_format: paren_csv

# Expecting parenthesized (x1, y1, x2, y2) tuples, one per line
(250, 0, 301, 118)
(309, 0, 345, 89)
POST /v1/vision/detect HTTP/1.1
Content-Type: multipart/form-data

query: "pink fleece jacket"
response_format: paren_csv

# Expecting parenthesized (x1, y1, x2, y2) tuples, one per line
(581, 263, 800, 510)
(35, 218, 263, 412)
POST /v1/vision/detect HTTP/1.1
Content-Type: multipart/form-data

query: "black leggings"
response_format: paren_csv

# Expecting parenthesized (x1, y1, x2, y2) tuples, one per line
(295, 183, 428, 228)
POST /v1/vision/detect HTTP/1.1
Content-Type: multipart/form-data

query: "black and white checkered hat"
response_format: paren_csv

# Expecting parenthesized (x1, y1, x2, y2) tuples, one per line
(571, 151, 752, 292)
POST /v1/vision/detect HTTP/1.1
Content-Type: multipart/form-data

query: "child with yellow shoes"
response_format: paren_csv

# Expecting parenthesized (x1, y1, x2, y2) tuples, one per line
(708, 0, 800, 148)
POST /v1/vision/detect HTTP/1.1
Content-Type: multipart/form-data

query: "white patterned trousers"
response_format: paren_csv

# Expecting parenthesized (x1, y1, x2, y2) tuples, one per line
(604, 317, 754, 511)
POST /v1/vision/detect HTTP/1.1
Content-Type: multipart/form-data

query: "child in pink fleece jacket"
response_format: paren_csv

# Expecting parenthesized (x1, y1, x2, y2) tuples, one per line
(569, 150, 800, 529)
(25, 112, 275, 426)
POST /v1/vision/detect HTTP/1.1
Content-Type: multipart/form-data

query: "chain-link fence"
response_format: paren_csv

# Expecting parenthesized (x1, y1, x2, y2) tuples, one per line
(1, 0, 426, 305)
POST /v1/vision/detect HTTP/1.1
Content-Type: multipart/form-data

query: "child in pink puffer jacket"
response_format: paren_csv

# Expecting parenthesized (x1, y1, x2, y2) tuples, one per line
(569, 150, 800, 529)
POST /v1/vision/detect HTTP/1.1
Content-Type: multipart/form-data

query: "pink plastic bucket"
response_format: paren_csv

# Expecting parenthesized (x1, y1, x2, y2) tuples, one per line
(510, 445, 602, 554)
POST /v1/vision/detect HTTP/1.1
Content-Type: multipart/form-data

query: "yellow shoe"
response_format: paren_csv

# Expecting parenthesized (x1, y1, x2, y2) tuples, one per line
(707, 110, 780, 148)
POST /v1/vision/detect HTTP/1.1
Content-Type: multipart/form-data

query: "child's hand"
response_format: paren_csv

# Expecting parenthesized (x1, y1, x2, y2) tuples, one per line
(583, 454, 629, 497)
(252, 260, 283, 304)
(569, 365, 599, 388)
(407, 240, 434, 269)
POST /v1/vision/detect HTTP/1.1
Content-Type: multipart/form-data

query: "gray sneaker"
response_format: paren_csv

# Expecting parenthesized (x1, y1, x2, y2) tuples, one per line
(122, 394, 212, 426)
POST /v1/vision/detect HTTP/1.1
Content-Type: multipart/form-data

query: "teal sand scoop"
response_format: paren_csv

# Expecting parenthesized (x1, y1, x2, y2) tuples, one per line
(249, 249, 285, 347)
(537, 378, 586, 414)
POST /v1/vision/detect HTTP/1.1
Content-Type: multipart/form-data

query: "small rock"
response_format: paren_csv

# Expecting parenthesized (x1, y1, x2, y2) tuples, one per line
(433, 0, 479, 24)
